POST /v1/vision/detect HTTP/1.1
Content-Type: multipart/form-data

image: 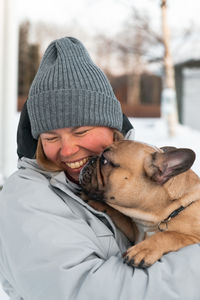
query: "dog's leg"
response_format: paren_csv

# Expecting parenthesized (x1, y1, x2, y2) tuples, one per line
(124, 231, 199, 268)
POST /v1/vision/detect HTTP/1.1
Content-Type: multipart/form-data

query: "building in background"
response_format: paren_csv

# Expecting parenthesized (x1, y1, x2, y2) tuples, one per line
(109, 72, 162, 118)
(174, 32, 200, 131)
(17, 21, 40, 111)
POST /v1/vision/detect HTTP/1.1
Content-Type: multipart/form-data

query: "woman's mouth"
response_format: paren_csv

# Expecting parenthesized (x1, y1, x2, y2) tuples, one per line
(65, 157, 89, 169)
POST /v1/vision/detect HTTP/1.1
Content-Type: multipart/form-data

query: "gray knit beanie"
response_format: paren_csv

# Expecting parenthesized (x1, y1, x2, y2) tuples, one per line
(27, 37, 123, 139)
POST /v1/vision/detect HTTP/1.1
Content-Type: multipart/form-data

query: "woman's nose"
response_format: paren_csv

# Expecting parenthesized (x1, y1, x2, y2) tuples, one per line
(60, 141, 79, 157)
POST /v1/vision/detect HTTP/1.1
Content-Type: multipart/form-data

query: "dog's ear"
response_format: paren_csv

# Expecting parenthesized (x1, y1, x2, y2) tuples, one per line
(144, 148, 196, 184)
(113, 130, 124, 142)
(160, 146, 177, 152)
(36, 137, 62, 172)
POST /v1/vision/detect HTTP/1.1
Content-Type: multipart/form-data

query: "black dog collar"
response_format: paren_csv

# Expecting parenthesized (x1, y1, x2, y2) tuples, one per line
(158, 203, 193, 232)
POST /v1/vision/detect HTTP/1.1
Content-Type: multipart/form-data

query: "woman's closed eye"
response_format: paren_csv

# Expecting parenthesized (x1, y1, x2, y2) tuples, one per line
(74, 130, 89, 136)
(73, 126, 94, 136)
(74, 127, 94, 136)
(44, 136, 59, 142)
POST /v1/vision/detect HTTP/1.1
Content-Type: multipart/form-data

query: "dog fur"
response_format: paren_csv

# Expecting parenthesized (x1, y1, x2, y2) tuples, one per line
(80, 140, 200, 268)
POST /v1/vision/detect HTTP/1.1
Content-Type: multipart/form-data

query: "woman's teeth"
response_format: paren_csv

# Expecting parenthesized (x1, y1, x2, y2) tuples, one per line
(66, 158, 88, 169)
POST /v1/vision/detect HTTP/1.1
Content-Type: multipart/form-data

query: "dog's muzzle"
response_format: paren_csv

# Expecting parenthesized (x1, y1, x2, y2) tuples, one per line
(79, 155, 106, 202)
(79, 156, 98, 187)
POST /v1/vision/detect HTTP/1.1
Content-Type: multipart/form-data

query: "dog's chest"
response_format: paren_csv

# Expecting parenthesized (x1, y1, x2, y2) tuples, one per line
(134, 223, 155, 244)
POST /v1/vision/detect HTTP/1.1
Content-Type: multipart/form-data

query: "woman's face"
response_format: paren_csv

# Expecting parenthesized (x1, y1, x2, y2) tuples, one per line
(40, 126, 114, 182)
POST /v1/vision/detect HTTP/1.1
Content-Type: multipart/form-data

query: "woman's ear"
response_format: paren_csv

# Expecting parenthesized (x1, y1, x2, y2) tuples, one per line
(113, 130, 124, 142)
(36, 137, 62, 172)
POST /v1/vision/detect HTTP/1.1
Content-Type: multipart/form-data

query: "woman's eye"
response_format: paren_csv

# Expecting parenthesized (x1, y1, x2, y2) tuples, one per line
(45, 137, 58, 141)
(75, 130, 89, 136)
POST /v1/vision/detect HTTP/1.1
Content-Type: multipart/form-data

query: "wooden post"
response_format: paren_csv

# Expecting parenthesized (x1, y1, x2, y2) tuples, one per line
(161, 0, 178, 136)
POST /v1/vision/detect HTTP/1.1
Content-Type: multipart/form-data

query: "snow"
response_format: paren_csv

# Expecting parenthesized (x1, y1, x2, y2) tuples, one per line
(173, 32, 200, 65)
(129, 118, 200, 176)
(0, 117, 200, 299)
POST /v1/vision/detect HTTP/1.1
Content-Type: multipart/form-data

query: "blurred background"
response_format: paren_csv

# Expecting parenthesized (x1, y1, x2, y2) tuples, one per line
(1, 0, 200, 298)
(1, 0, 200, 183)
(1, 0, 200, 179)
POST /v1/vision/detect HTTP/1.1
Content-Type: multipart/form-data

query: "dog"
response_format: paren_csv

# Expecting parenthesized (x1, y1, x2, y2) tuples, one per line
(79, 139, 200, 268)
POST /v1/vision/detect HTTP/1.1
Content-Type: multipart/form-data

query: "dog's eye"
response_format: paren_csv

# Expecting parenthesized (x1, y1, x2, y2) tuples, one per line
(100, 155, 109, 165)
(100, 155, 120, 168)
(103, 159, 108, 165)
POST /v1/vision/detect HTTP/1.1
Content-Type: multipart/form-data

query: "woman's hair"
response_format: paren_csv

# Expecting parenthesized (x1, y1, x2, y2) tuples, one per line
(36, 137, 62, 172)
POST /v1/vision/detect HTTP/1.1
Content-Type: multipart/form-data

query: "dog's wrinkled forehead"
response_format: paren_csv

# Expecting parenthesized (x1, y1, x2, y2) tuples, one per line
(139, 142, 161, 152)
(103, 141, 165, 173)
(108, 140, 161, 156)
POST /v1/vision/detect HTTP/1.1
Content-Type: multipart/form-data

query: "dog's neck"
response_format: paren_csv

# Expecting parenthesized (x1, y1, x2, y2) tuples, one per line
(132, 181, 200, 243)
(132, 203, 193, 244)
(119, 170, 200, 221)
(134, 222, 155, 243)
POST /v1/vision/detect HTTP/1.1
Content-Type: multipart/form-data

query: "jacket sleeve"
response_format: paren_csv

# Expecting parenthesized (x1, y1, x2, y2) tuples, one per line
(0, 174, 200, 300)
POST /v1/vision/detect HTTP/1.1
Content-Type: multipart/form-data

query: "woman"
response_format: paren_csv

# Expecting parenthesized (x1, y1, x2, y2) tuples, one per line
(0, 37, 200, 300)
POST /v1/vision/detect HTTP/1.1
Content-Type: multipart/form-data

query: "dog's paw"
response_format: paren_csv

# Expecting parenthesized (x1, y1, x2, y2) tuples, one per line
(123, 240, 162, 268)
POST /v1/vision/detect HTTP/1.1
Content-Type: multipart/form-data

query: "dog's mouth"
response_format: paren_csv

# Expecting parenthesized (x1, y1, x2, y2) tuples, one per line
(79, 155, 105, 202)
(79, 156, 98, 186)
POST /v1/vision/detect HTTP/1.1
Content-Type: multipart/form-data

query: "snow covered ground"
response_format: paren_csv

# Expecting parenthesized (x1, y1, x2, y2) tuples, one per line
(0, 117, 200, 299)
(129, 118, 200, 176)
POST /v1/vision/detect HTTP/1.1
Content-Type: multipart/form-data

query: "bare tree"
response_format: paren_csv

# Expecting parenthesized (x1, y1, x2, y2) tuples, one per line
(94, 1, 181, 134)
(31, 21, 89, 54)
(94, 7, 163, 106)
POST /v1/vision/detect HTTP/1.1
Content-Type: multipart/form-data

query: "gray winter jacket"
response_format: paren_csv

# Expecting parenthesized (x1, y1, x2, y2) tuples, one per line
(0, 157, 200, 300)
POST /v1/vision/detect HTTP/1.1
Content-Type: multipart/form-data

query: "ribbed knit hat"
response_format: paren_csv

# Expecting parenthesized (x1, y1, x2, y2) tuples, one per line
(27, 37, 123, 139)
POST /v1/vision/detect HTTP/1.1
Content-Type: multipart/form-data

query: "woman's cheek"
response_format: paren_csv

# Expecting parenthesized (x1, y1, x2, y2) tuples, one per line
(42, 142, 56, 160)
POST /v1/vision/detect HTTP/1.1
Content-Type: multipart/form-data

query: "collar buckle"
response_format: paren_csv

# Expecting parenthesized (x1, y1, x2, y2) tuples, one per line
(158, 205, 185, 232)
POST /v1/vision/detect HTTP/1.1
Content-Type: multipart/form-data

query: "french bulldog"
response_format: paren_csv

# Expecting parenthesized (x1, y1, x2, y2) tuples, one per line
(80, 140, 200, 268)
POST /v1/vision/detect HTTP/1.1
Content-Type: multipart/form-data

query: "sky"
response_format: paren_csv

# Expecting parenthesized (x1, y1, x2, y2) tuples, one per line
(16, 0, 200, 37)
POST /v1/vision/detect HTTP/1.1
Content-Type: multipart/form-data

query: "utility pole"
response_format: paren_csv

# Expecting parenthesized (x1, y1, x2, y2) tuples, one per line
(160, 0, 178, 136)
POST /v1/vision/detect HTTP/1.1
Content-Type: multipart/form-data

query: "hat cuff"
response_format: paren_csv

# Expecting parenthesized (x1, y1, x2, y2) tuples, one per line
(27, 89, 123, 139)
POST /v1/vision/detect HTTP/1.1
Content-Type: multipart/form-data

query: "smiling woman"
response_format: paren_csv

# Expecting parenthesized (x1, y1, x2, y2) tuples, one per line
(0, 36, 200, 300)
(38, 126, 115, 182)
